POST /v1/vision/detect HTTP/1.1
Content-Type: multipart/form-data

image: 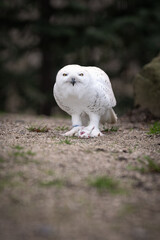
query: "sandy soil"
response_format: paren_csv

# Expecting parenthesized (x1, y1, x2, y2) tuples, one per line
(0, 113, 160, 240)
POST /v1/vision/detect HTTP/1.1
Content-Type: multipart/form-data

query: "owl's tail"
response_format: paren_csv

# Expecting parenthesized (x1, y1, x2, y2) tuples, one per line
(101, 108, 117, 124)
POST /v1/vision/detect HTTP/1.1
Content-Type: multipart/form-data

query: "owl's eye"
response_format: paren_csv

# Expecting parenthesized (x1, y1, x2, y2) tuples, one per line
(79, 73, 84, 76)
(63, 73, 68, 76)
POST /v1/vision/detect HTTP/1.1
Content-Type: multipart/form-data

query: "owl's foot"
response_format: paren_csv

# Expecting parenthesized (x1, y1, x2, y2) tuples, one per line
(78, 126, 103, 138)
(62, 126, 83, 137)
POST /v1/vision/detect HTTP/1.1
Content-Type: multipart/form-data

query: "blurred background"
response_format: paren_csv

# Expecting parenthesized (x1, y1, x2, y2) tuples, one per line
(0, 0, 160, 116)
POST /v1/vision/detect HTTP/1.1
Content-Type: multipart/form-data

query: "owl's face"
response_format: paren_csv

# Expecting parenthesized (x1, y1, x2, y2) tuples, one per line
(56, 65, 91, 97)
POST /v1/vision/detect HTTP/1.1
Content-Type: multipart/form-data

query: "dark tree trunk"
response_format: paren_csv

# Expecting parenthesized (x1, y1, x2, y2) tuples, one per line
(38, 0, 54, 115)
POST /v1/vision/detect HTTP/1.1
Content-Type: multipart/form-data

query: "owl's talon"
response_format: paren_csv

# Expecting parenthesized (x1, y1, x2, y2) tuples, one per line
(63, 126, 84, 137)
(80, 131, 85, 135)
(78, 126, 103, 138)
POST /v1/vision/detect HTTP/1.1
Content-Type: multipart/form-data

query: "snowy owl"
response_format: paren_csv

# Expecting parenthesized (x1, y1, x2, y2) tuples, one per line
(53, 64, 117, 138)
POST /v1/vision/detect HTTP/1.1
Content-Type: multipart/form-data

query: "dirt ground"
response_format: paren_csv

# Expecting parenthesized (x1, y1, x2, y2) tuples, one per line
(0, 113, 160, 240)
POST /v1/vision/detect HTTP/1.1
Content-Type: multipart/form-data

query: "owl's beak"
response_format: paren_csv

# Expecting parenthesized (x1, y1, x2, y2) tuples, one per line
(71, 78, 76, 86)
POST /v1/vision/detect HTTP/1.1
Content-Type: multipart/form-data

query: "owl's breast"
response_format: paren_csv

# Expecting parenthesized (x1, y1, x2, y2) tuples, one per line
(54, 86, 91, 115)
(54, 82, 110, 116)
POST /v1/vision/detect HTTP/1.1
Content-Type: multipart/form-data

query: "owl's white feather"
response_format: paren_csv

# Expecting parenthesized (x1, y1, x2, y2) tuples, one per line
(53, 64, 117, 138)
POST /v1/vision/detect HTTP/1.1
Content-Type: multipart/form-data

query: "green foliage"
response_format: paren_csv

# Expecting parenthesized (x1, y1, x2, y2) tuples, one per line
(148, 122, 160, 135)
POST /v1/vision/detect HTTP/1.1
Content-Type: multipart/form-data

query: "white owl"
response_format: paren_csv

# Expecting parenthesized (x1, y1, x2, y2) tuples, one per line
(53, 64, 117, 138)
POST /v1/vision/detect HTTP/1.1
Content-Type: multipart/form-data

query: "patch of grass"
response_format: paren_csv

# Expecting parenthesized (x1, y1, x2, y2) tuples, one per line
(16, 171, 25, 177)
(55, 126, 69, 131)
(58, 139, 72, 145)
(133, 144, 138, 150)
(0, 156, 5, 163)
(11, 145, 37, 164)
(103, 126, 119, 132)
(127, 156, 160, 174)
(13, 151, 26, 158)
(13, 150, 36, 158)
(39, 179, 65, 188)
(26, 150, 36, 156)
(145, 156, 160, 173)
(13, 145, 24, 150)
(27, 125, 49, 133)
(128, 148, 133, 154)
(88, 176, 125, 194)
(84, 149, 93, 154)
(118, 203, 136, 217)
(0, 175, 12, 191)
(44, 170, 55, 176)
(148, 122, 160, 135)
(127, 165, 146, 173)
(0, 175, 22, 192)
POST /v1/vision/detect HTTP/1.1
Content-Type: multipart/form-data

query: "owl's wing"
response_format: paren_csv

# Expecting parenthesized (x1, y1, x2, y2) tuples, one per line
(86, 67, 116, 108)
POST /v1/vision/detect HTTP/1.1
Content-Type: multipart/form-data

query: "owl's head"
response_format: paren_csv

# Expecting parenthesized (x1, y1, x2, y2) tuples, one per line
(55, 64, 91, 97)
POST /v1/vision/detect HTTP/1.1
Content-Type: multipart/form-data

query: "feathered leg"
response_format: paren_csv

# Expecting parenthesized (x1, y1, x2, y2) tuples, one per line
(63, 114, 84, 136)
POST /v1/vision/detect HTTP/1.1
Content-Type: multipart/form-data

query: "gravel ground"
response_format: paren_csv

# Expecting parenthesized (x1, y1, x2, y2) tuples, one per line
(0, 113, 160, 240)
